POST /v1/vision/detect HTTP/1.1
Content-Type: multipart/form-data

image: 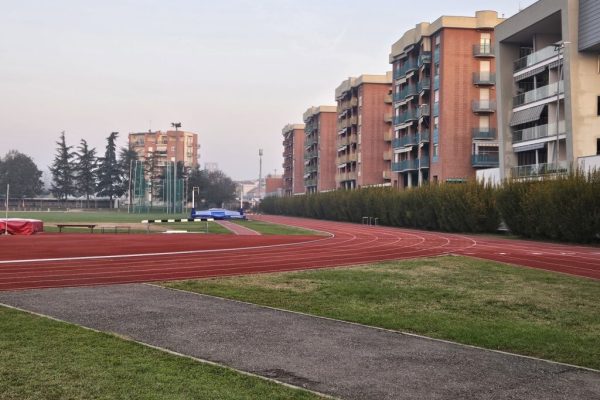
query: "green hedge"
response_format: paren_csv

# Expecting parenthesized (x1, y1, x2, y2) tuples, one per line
(261, 173, 600, 243)
(260, 181, 500, 234)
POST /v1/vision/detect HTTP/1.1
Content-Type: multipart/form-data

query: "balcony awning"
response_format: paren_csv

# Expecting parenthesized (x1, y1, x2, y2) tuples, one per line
(510, 105, 545, 127)
(394, 146, 412, 154)
(514, 65, 546, 81)
(396, 76, 407, 85)
(513, 142, 546, 152)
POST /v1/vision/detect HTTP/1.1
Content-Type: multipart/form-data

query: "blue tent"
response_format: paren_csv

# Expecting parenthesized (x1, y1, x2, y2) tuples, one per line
(191, 208, 246, 220)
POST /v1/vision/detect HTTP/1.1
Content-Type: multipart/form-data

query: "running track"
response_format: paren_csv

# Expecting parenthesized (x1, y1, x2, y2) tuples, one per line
(0, 215, 598, 291)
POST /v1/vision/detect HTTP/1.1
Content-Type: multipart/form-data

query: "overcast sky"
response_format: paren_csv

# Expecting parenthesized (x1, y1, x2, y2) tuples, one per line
(1, 0, 536, 181)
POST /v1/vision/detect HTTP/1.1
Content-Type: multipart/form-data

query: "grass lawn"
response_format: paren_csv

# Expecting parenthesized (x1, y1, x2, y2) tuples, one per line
(163, 256, 600, 370)
(0, 306, 321, 400)
(232, 219, 321, 235)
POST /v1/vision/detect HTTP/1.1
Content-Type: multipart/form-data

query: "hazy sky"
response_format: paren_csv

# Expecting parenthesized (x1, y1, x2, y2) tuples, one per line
(1, 0, 536, 181)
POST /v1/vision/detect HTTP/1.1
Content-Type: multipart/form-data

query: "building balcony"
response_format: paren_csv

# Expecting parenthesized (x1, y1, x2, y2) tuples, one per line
(473, 43, 494, 57)
(304, 149, 318, 160)
(472, 153, 499, 168)
(383, 150, 392, 161)
(338, 153, 358, 164)
(383, 130, 393, 141)
(350, 97, 359, 107)
(392, 159, 419, 172)
(418, 52, 431, 67)
(418, 130, 430, 143)
(394, 110, 418, 125)
(384, 94, 393, 104)
(305, 178, 317, 187)
(394, 60, 419, 79)
(417, 104, 430, 119)
(472, 128, 497, 140)
(513, 81, 563, 108)
(384, 113, 393, 123)
(511, 161, 568, 178)
(420, 158, 430, 169)
(512, 121, 565, 143)
(472, 100, 496, 113)
(350, 116, 358, 125)
(383, 170, 392, 180)
(338, 171, 357, 182)
(304, 136, 318, 147)
(513, 46, 559, 73)
(417, 78, 431, 94)
(393, 92, 403, 102)
(473, 72, 496, 85)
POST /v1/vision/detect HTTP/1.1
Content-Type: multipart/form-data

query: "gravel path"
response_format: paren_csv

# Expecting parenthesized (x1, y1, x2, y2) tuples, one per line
(1, 284, 598, 400)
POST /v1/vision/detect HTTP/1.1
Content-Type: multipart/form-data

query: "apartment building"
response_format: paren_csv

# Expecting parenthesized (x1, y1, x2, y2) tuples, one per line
(303, 106, 337, 193)
(335, 73, 393, 189)
(389, 11, 504, 188)
(129, 130, 199, 168)
(496, 0, 600, 179)
(264, 175, 284, 197)
(281, 124, 306, 196)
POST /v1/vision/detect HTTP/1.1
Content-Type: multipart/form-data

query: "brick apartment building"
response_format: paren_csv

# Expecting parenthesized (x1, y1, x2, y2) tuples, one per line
(129, 130, 199, 169)
(264, 174, 284, 197)
(335, 73, 393, 189)
(389, 11, 504, 188)
(496, 0, 600, 179)
(303, 106, 337, 193)
(281, 124, 306, 196)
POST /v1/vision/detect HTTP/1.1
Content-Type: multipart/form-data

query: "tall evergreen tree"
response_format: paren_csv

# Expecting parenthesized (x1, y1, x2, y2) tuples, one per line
(96, 132, 123, 204)
(74, 139, 97, 207)
(118, 146, 138, 204)
(144, 151, 161, 207)
(49, 131, 75, 202)
(0, 150, 44, 197)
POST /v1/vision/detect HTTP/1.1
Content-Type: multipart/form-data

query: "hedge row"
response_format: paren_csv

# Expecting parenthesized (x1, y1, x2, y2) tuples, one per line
(260, 171, 600, 243)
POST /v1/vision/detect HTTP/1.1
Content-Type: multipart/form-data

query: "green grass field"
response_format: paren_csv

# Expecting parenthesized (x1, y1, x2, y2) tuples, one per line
(163, 256, 600, 370)
(0, 306, 322, 400)
(232, 219, 321, 235)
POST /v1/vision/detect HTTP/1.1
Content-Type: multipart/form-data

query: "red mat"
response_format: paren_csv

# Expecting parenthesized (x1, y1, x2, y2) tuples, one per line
(0, 219, 44, 235)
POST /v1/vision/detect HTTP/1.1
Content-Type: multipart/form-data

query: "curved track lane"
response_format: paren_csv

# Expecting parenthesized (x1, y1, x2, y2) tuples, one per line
(0, 215, 598, 291)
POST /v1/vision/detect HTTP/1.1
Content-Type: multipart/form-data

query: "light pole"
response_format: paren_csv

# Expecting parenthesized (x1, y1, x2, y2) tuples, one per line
(192, 186, 200, 212)
(258, 149, 263, 200)
(4, 184, 9, 235)
(553, 42, 570, 170)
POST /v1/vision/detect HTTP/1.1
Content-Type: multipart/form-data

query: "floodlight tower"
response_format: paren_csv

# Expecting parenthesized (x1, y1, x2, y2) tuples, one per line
(258, 149, 263, 200)
(171, 122, 182, 131)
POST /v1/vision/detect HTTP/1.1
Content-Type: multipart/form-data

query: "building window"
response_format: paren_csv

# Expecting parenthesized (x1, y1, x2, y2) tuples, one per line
(597, 139, 600, 155)
(597, 96, 600, 115)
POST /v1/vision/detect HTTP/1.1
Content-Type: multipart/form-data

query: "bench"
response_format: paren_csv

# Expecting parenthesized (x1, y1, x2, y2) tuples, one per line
(100, 225, 131, 234)
(56, 224, 96, 233)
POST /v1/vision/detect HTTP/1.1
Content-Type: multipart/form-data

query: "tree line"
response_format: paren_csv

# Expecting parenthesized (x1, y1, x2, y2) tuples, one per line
(1, 131, 238, 209)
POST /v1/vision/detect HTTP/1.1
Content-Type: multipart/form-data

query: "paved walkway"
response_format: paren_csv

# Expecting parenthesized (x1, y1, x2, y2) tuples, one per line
(215, 220, 261, 235)
(1, 284, 598, 400)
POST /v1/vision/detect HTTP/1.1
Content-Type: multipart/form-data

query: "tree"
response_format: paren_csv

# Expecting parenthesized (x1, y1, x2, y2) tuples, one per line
(118, 146, 138, 204)
(74, 139, 97, 207)
(144, 151, 162, 207)
(96, 132, 123, 204)
(49, 131, 76, 202)
(0, 150, 44, 198)
(188, 167, 236, 208)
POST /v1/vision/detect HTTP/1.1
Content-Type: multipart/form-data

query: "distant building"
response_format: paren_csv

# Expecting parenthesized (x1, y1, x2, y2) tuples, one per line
(495, 0, 600, 179)
(282, 124, 306, 196)
(265, 174, 284, 197)
(335, 73, 393, 189)
(303, 106, 338, 193)
(129, 130, 198, 168)
(204, 162, 219, 171)
(389, 11, 504, 188)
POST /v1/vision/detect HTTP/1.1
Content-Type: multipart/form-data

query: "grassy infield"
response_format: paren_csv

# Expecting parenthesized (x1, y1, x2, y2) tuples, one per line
(1, 211, 599, 399)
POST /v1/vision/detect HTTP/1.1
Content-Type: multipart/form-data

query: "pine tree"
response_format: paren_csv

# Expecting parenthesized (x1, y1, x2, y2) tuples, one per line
(74, 139, 97, 208)
(96, 132, 123, 205)
(49, 131, 75, 202)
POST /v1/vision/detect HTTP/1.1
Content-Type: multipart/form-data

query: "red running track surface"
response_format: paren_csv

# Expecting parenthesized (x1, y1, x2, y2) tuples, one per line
(0, 215, 598, 291)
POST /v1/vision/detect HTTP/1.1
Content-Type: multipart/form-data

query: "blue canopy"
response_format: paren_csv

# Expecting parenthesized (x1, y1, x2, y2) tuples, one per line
(191, 208, 246, 220)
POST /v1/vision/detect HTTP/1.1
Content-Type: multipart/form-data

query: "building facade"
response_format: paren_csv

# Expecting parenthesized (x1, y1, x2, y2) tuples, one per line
(129, 130, 199, 169)
(281, 124, 306, 196)
(389, 11, 504, 188)
(335, 73, 393, 189)
(303, 106, 337, 193)
(495, 0, 600, 179)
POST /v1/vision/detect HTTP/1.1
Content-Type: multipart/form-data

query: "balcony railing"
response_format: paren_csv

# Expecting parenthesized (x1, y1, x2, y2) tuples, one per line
(511, 161, 568, 178)
(338, 171, 357, 182)
(472, 153, 499, 167)
(417, 78, 431, 93)
(393, 133, 418, 148)
(398, 84, 418, 100)
(304, 136, 318, 147)
(394, 110, 418, 125)
(419, 158, 430, 168)
(304, 149, 318, 160)
(350, 97, 359, 107)
(305, 178, 317, 187)
(392, 159, 419, 172)
(338, 153, 358, 164)
(418, 130, 430, 143)
(472, 128, 497, 140)
(512, 121, 565, 143)
(395, 60, 419, 79)
(417, 104, 430, 119)
(384, 94, 393, 104)
(305, 164, 317, 174)
(513, 46, 559, 72)
(513, 81, 563, 107)
(472, 100, 496, 113)
(472, 72, 496, 85)
(350, 116, 358, 125)
(418, 52, 431, 67)
(473, 43, 494, 57)
(433, 48, 440, 63)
